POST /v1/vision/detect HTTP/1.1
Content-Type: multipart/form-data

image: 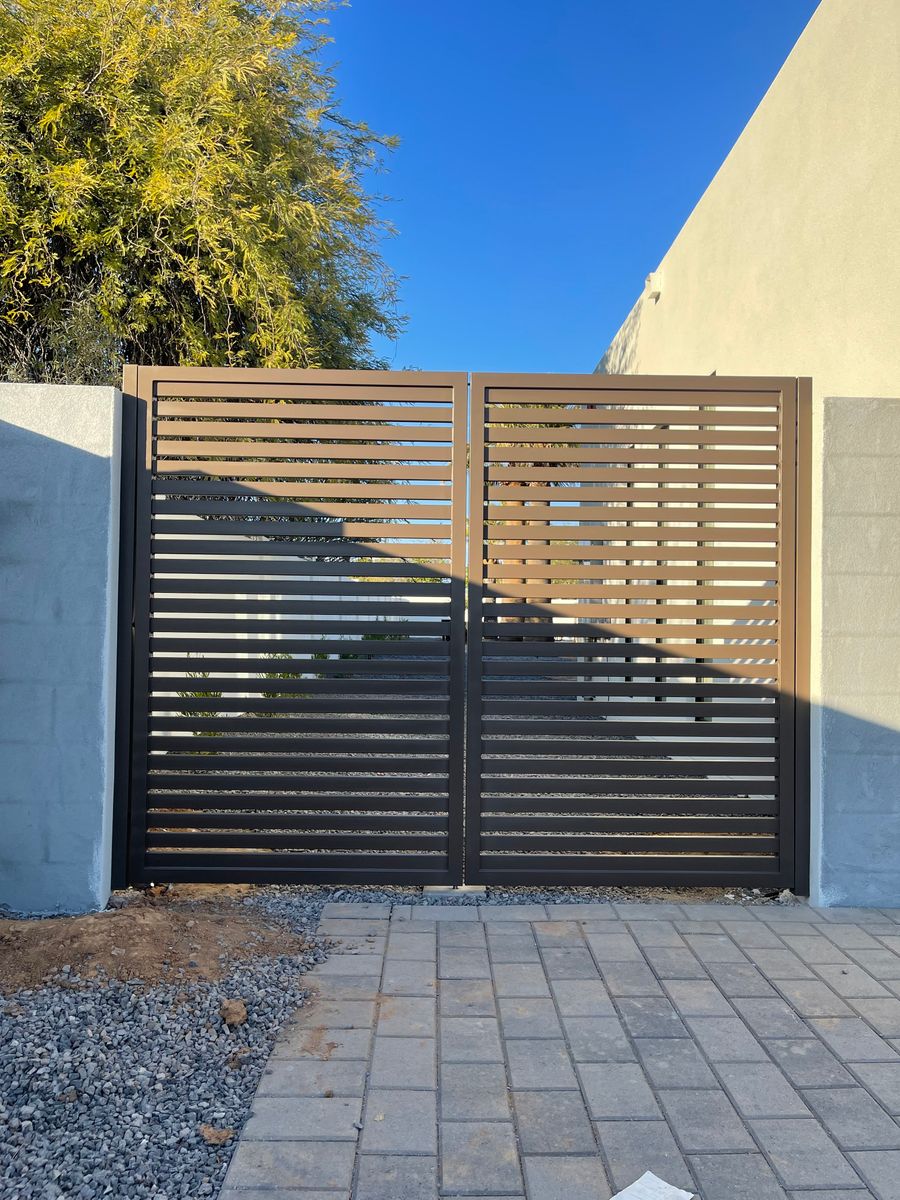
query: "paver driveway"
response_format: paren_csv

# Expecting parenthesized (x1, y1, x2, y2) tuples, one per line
(221, 901, 900, 1199)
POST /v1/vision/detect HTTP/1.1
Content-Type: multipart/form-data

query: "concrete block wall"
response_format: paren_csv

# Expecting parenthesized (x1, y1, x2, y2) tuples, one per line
(0, 385, 121, 914)
(811, 397, 900, 906)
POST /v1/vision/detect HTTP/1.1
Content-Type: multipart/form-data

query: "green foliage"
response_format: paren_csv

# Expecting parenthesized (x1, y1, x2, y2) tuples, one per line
(0, 0, 401, 382)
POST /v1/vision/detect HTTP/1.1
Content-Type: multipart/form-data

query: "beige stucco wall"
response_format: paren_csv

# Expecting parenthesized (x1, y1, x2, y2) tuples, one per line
(598, 0, 900, 399)
(598, 0, 900, 904)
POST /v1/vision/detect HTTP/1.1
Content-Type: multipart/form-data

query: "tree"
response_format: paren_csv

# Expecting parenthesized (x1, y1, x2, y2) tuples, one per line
(0, 0, 402, 382)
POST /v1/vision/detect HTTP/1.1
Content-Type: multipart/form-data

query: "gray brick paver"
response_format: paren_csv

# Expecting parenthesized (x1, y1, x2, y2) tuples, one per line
(522, 1155, 612, 1200)
(550, 977, 615, 1016)
(657, 1088, 755, 1151)
(689, 1152, 788, 1199)
(641, 945, 709, 979)
(440, 1016, 503, 1063)
(705, 961, 777, 997)
(848, 997, 900, 1036)
(765, 1037, 856, 1087)
(811, 1017, 900, 1062)
(596, 1120, 693, 1192)
(499, 996, 563, 1038)
(577, 1062, 661, 1119)
(438, 946, 491, 979)
(436, 921, 487, 947)
(715, 1061, 811, 1118)
(380, 960, 437, 996)
(599, 961, 663, 996)
(751, 1118, 862, 1188)
(731, 996, 812, 1038)
(584, 931, 645, 961)
(849, 1150, 900, 1198)
(242, 1095, 362, 1141)
(683, 933, 749, 964)
(355, 1154, 438, 1200)
(440, 1061, 510, 1121)
(481, 903, 547, 921)
(802, 1087, 900, 1150)
(563, 1015, 636, 1063)
(370, 1035, 436, 1089)
(441, 1121, 523, 1193)
(492, 961, 551, 997)
(663, 978, 734, 1017)
(360, 1089, 437, 1154)
(377, 994, 435, 1037)
(686, 1016, 770, 1062)
(273, 1024, 371, 1060)
(628, 920, 686, 948)
(780, 935, 853, 964)
(512, 1090, 596, 1153)
(615, 994, 688, 1038)
(256, 1058, 367, 1097)
(534, 920, 588, 945)
(850, 948, 900, 979)
(743, 946, 816, 979)
(439, 978, 496, 1018)
(634, 1037, 718, 1089)
(816, 963, 891, 999)
(777, 978, 854, 1017)
(851, 1062, 900, 1114)
(721, 921, 785, 948)
(542, 946, 602, 979)
(507, 1038, 580, 1088)
(224, 1141, 356, 1191)
(227, 906, 900, 1200)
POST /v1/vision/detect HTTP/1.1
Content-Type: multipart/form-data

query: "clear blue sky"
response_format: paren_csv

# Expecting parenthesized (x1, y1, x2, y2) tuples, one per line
(324, 0, 820, 373)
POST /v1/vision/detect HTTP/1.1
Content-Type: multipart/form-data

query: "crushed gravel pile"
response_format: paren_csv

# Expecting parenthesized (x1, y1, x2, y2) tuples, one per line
(0, 894, 328, 1200)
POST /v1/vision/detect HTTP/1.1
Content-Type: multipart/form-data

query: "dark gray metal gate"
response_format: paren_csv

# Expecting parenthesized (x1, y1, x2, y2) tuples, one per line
(121, 366, 467, 885)
(117, 367, 809, 890)
(466, 374, 810, 890)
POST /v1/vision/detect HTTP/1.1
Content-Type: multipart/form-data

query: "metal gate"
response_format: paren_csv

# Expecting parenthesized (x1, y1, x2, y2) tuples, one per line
(120, 367, 468, 885)
(117, 367, 809, 890)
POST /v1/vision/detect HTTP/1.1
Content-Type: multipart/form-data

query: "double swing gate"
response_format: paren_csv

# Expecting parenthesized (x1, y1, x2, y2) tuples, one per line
(117, 368, 810, 890)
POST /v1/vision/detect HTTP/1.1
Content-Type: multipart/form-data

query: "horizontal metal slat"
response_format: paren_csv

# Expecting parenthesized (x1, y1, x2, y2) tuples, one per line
(484, 406, 780, 426)
(156, 421, 454, 442)
(148, 754, 448, 773)
(149, 792, 449, 812)
(149, 774, 449, 793)
(149, 812, 448, 832)
(146, 832, 446, 851)
(151, 520, 452, 539)
(478, 834, 777, 854)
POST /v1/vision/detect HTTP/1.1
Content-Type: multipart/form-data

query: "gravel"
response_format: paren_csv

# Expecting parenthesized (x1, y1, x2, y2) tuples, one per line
(249, 881, 794, 913)
(0, 900, 327, 1200)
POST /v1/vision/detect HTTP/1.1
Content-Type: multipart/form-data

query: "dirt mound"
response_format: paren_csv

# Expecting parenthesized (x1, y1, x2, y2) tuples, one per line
(0, 887, 312, 993)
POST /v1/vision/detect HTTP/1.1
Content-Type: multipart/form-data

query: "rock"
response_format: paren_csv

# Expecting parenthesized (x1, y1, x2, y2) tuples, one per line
(219, 998, 247, 1027)
(198, 1123, 233, 1146)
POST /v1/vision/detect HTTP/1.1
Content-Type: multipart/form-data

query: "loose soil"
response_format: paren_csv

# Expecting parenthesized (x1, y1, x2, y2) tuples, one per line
(0, 885, 313, 993)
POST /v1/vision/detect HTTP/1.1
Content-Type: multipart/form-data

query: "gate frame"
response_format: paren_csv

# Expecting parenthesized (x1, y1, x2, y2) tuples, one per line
(114, 365, 468, 888)
(113, 368, 811, 893)
(465, 373, 812, 891)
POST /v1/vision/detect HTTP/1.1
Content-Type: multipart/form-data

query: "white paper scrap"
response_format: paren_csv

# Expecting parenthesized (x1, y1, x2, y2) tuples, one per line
(610, 1171, 695, 1200)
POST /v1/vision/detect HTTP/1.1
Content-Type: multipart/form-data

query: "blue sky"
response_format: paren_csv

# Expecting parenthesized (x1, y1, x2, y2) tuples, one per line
(324, 1, 820, 373)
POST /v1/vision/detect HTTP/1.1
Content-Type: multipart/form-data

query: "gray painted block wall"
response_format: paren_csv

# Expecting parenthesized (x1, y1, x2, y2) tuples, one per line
(812, 396, 900, 906)
(0, 385, 120, 914)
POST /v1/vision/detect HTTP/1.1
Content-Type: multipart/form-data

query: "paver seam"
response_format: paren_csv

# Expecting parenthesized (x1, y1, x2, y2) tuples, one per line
(346, 926, 387, 1197)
